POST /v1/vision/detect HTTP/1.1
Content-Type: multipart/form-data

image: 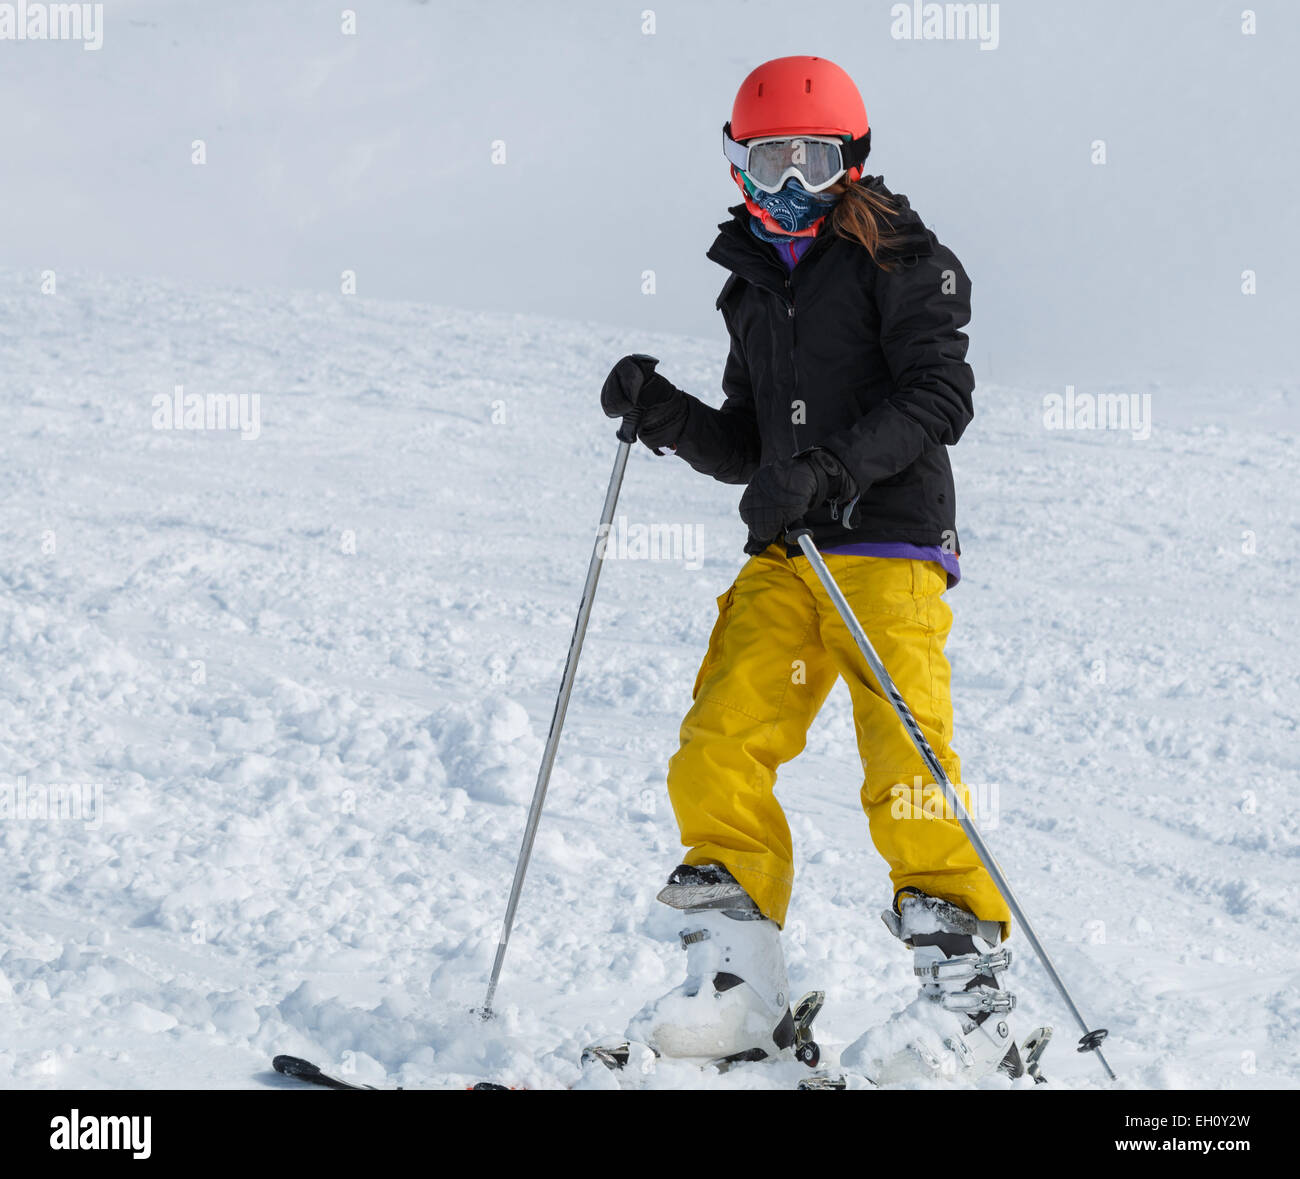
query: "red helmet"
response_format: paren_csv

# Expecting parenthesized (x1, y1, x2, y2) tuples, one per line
(729, 55, 869, 141)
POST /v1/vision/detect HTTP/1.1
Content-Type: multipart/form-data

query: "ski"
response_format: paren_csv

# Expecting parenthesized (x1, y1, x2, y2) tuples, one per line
(797, 1073, 865, 1090)
(582, 988, 826, 1076)
(272, 1054, 384, 1090)
(272, 1054, 511, 1091)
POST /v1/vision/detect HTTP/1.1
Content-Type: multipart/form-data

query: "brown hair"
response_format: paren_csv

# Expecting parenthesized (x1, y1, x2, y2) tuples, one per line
(828, 178, 902, 268)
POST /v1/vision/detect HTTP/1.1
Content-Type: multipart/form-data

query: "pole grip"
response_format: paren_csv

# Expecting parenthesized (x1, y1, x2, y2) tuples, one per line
(614, 354, 658, 443)
(616, 406, 642, 444)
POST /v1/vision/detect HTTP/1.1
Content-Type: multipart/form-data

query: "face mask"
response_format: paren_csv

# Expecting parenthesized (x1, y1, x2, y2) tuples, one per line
(744, 176, 840, 235)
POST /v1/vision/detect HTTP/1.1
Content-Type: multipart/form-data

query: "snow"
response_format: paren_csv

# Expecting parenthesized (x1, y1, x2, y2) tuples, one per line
(1, 266, 1296, 1090)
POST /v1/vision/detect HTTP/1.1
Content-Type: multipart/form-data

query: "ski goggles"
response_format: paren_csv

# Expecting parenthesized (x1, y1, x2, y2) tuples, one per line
(722, 122, 871, 194)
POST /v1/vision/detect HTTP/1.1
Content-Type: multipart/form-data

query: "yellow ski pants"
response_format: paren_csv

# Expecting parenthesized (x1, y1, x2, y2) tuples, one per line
(666, 545, 1009, 934)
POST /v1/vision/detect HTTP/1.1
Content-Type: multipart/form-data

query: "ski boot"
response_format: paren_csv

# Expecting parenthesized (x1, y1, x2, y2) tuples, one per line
(842, 890, 1023, 1085)
(622, 863, 806, 1065)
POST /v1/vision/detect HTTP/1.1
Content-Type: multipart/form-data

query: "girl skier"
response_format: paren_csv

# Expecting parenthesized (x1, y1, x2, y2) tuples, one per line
(600, 56, 1022, 1082)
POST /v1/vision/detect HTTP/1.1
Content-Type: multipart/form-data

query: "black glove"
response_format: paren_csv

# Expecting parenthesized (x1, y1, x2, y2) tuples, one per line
(600, 354, 689, 453)
(739, 450, 857, 555)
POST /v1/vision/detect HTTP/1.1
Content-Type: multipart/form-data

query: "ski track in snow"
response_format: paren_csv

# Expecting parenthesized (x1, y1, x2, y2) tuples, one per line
(0, 270, 1297, 1090)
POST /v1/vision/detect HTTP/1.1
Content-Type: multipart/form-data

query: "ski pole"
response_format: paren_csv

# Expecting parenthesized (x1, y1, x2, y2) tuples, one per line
(786, 527, 1116, 1081)
(479, 408, 642, 1019)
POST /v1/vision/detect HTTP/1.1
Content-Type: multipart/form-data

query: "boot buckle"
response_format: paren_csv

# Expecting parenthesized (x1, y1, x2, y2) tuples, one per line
(679, 928, 711, 950)
(915, 946, 1012, 981)
(940, 989, 1017, 1015)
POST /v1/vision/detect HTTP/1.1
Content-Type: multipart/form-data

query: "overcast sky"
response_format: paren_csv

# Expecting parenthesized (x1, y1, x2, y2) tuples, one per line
(3, 0, 1296, 388)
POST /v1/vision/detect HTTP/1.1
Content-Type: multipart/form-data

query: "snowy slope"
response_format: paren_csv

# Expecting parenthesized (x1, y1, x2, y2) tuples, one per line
(0, 269, 1297, 1090)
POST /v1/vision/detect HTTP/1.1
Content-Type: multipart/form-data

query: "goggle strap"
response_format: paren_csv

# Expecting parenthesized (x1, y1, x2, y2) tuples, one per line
(722, 122, 749, 170)
(842, 129, 872, 170)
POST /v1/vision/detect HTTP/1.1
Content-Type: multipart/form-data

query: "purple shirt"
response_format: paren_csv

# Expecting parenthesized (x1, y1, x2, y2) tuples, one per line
(766, 236, 962, 589)
(821, 542, 961, 588)
(773, 236, 816, 270)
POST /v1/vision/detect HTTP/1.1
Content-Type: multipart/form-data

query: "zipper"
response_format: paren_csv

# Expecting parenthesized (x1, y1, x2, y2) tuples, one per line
(826, 493, 861, 529)
(785, 275, 798, 455)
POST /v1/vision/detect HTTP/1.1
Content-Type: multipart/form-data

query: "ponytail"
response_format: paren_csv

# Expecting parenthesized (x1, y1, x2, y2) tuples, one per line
(828, 179, 903, 269)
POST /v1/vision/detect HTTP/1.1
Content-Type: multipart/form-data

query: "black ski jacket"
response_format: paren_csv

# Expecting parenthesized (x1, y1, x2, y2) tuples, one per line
(672, 178, 974, 555)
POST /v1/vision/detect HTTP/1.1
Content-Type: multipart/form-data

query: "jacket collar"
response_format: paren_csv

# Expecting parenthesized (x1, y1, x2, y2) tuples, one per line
(706, 203, 839, 294)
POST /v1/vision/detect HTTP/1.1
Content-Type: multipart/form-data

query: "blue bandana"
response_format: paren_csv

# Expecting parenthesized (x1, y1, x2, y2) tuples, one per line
(746, 178, 840, 240)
